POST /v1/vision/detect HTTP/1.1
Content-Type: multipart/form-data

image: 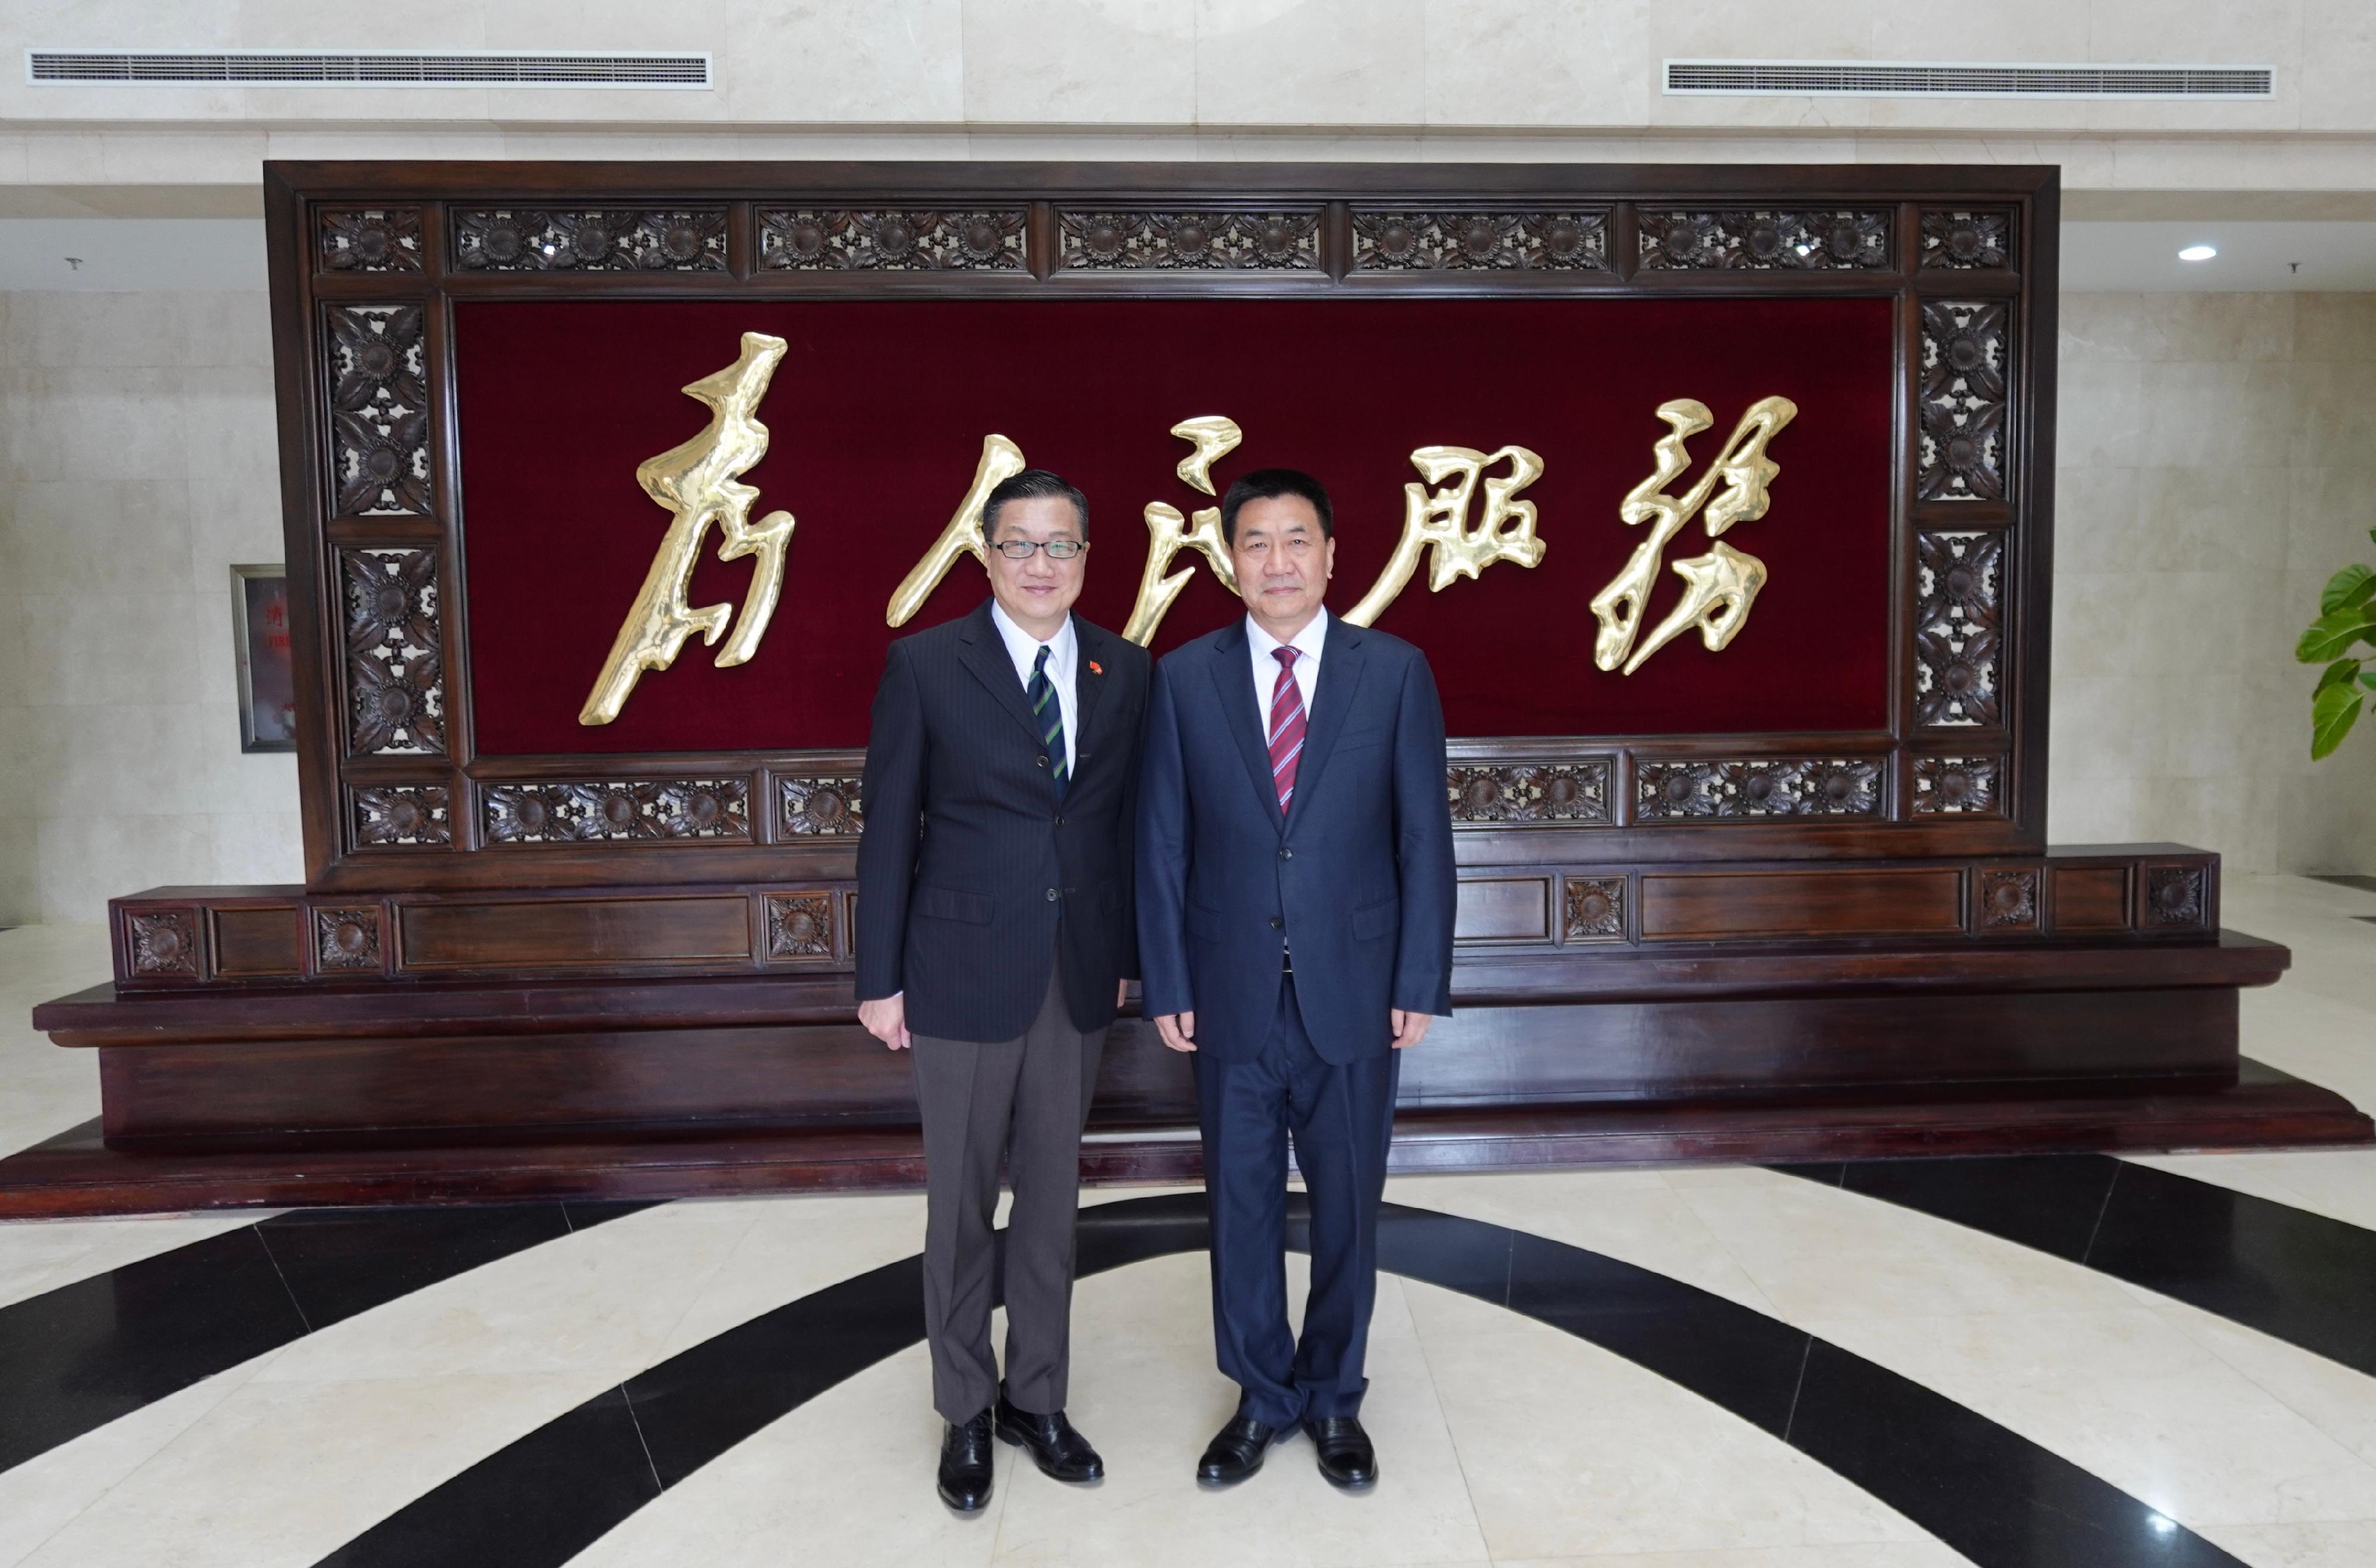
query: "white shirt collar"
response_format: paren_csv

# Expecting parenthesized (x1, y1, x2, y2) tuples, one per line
(989, 600, 1077, 679)
(1246, 607, 1328, 668)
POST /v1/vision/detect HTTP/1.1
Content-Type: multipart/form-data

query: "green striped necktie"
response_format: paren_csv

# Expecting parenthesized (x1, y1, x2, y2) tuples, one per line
(1029, 644, 1068, 799)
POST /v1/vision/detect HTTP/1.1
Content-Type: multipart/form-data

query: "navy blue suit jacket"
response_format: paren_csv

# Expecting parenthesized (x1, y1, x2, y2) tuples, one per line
(855, 600, 1149, 1043)
(1136, 614, 1455, 1066)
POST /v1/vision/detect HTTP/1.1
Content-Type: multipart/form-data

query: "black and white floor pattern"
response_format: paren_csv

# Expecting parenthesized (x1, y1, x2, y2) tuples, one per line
(0, 872, 2372, 1568)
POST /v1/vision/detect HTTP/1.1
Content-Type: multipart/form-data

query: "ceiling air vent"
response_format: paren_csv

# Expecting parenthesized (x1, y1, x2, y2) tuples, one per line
(27, 50, 710, 88)
(1664, 59, 2273, 100)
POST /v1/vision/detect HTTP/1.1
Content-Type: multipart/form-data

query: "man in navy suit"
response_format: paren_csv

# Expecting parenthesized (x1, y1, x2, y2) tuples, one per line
(1136, 467, 1456, 1492)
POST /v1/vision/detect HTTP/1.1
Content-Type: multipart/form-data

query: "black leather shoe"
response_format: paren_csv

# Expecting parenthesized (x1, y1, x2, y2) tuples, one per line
(1196, 1412, 1284, 1487)
(1302, 1415, 1377, 1491)
(937, 1409, 995, 1512)
(994, 1391, 1104, 1483)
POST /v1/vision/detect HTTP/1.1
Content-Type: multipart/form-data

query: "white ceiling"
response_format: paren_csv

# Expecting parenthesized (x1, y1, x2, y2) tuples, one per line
(1, 217, 2373, 294)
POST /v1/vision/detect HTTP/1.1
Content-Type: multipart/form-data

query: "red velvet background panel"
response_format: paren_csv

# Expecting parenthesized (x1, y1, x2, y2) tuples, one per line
(454, 297, 1894, 755)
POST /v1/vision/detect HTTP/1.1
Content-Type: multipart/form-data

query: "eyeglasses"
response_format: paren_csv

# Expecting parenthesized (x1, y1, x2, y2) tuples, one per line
(989, 539, 1087, 560)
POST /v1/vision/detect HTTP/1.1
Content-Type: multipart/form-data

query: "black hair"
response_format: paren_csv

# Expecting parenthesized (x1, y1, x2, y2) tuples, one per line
(1219, 467, 1333, 545)
(981, 468, 1089, 540)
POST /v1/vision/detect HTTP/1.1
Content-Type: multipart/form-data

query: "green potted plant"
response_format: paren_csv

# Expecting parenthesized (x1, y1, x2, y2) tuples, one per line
(2298, 529, 2376, 758)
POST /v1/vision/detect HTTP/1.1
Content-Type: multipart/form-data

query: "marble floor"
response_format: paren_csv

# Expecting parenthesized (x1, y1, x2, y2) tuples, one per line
(0, 874, 2369, 1567)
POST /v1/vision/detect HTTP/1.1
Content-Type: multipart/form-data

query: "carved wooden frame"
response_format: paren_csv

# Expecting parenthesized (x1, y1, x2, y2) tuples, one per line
(266, 162, 2055, 895)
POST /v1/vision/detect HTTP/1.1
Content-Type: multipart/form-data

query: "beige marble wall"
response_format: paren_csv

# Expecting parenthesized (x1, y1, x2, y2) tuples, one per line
(2051, 292, 2376, 872)
(0, 290, 301, 925)
(1, 285, 2368, 924)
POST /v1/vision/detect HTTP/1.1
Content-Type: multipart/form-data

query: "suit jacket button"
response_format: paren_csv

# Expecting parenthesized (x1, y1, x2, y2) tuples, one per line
(1054, 815, 1064, 827)
(1269, 916, 1284, 929)
(1279, 848, 1293, 860)
(1037, 755, 1048, 768)
(1047, 888, 1061, 902)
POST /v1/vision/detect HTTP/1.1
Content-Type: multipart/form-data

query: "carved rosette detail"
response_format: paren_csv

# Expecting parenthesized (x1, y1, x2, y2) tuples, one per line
(1915, 532, 2004, 728)
(340, 549, 445, 755)
(326, 305, 431, 516)
(1446, 763, 1612, 825)
(759, 209, 1028, 271)
(1057, 209, 1320, 270)
(1350, 210, 1610, 271)
(128, 910, 199, 976)
(1911, 755, 2004, 815)
(1634, 758, 1884, 820)
(1562, 877, 1626, 942)
(453, 208, 728, 271)
(1979, 868, 2039, 928)
(482, 780, 751, 845)
(779, 775, 865, 836)
(764, 892, 835, 958)
(2147, 865, 2208, 927)
(1919, 300, 2010, 501)
(1638, 209, 1891, 270)
(318, 207, 423, 272)
(314, 907, 383, 971)
(353, 785, 453, 847)
(1922, 210, 2012, 269)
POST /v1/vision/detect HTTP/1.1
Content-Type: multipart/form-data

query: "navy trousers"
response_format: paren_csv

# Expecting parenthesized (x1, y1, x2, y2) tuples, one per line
(1192, 974, 1401, 1429)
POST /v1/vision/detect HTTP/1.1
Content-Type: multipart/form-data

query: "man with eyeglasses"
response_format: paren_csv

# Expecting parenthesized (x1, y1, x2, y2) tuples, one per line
(1136, 467, 1455, 1493)
(855, 468, 1151, 1513)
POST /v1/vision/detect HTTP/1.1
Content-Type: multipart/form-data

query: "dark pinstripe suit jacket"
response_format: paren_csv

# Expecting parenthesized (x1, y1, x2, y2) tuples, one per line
(855, 599, 1151, 1043)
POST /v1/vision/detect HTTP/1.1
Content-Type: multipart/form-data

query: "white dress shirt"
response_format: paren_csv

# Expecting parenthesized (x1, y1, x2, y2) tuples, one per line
(1247, 607, 1328, 728)
(989, 601, 1079, 776)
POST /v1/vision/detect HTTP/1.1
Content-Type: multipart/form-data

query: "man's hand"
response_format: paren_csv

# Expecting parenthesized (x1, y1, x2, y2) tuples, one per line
(1154, 1011, 1197, 1052)
(858, 992, 912, 1051)
(1119, 978, 1131, 1010)
(1390, 1009, 1433, 1051)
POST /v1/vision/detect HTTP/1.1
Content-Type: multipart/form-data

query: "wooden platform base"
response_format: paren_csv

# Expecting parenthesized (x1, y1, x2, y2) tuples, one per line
(0, 1060, 2361, 1219)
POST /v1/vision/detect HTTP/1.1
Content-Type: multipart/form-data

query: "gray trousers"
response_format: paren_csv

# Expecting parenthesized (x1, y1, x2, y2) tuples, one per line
(911, 955, 1105, 1424)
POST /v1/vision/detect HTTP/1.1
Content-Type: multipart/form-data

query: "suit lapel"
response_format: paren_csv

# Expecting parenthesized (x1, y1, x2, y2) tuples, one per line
(1207, 619, 1285, 830)
(1282, 613, 1367, 834)
(954, 601, 1046, 750)
(1070, 616, 1110, 765)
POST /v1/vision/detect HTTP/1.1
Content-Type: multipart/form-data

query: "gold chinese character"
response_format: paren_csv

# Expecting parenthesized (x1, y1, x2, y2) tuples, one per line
(1588, 396, 1796, 675)
(1123, 416, 1242, 645)
(580, 331, 798, 726)
(1344, 445, 1546, 627)
(885, 434, 1029, 627)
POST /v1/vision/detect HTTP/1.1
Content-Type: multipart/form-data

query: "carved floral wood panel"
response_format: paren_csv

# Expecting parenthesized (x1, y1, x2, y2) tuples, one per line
(325, 305, 431, 517)
(1915, 533, 2003, 728)
(2147, 865, 2208, 928)
(1979, 867, 2039, 928)
(1911, 755, 2003, 815)
(1638, 210, 1891, 270)
(314, 906, 383, 971)
(483, 781, 752, 844)
(1447, 763, 1612, 824)
(1057, 210, 1322, 270)
(1561, 876, 1626, 941)
(453, 208, 728, 271)
(760, 210, 1028, 271)
(1919, 301, 2011, 501)
(779, 776, 865, 836)
(353, 786, 453, 848)
(1634, 758, 1884, 820)
(1921, 210, 2013, 269)
(317, 208, 422, 272)
(340, 549, 446, 755)
(764, 892, 835, 958)
(1349, 211, 1608, 271)
(128, 910, 199, 976)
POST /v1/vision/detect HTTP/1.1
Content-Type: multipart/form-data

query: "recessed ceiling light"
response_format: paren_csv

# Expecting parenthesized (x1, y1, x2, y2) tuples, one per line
(2178, 244, 2218, 261)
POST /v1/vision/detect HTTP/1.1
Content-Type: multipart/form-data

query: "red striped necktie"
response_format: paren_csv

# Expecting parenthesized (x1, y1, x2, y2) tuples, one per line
(1268, 646, 1306, 814)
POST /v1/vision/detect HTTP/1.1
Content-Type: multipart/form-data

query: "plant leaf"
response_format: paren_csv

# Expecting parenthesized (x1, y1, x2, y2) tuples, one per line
(2298, 607, 2376, 663)
(2324, 563, 2376, 615)
(2316, 657, 2362, 694)
(2364, 668, 2376, 691)
(2312, 681, 2364, 759)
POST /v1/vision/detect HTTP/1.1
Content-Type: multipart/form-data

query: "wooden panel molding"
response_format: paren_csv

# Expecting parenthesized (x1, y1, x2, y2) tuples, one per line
(399, 896, 754, 971)
(760, 208, 1028, 271)
(1636, 208, 1892, 270)
(1640, 867, 1965, 940)
(1348, 210, 1610, 271)
(452, 207, 729, 271)
(2052, 865, 2131, 932)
